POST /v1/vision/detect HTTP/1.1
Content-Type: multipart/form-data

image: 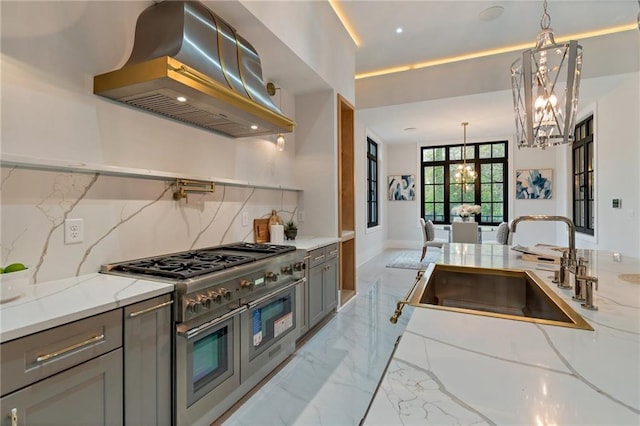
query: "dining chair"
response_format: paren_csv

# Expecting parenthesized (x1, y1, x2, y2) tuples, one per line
(484, 221, 512, 245)
(451, 221, 479, 243)
(419, 218, 444, 261)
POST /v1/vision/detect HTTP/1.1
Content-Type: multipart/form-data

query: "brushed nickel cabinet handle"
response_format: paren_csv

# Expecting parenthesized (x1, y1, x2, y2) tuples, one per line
(128, 299, 173, 318)
(313, 254, 325, 262)
(329, 250, 338, 256)
(179, 306, 247, 340)
(36, 334, 105, 363)
(247, 278, 305, 309)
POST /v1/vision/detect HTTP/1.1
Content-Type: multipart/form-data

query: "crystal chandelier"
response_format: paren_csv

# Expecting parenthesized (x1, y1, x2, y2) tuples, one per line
(511, 0, 583, 149)
(455, 122, 476, 186)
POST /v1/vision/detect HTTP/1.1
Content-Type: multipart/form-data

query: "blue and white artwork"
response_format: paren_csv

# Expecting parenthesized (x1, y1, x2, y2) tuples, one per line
(516, 169, 553, 199)
(388, 175, 415, 201)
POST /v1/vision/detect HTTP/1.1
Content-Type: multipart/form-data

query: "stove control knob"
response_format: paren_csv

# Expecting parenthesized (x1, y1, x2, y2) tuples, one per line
(240, 279, 254, 290)
(264, 271, 278, 282)
(281, 265, 293, 275)
(209, 291, 223, 304)
(220, 288, 232, 300)
(186, 299, 201, 314)
(293, 262, 305, 272)
(199, 295, 212, 310)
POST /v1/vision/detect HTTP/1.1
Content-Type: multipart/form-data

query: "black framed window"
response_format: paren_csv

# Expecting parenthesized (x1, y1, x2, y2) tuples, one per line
(367, 137, 379, 228)
(421, 141, 508, 225)
(572, 115, 594, 235)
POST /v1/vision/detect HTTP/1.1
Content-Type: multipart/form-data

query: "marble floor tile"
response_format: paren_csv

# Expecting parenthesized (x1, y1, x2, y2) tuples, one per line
(221, 249, 426, 426)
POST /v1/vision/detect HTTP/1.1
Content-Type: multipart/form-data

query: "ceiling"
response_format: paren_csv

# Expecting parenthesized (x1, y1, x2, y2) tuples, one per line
(334, 0, 640, 144)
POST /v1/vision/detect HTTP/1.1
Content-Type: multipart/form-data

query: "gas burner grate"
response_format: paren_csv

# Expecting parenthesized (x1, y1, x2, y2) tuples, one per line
(113, 253, 255, 279)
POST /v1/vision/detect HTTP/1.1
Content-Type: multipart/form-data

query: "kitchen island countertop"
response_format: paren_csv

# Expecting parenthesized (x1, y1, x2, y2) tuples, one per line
(0, 273, 173, 343)
(365, 243, 640, 425)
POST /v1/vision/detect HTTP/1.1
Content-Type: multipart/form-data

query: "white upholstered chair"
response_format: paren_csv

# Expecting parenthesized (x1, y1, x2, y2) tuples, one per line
(419, 218, 444, 261)
(483, 221, 512, 245)
(451, 221, 479, 243)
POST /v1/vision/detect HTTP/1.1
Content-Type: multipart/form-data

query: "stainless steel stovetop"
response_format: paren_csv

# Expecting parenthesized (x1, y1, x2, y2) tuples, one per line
(101, 242, 305, 323)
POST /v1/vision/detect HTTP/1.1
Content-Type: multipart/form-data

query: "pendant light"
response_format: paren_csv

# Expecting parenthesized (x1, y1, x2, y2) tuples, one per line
(267, 82, 286, 152)
(454, 122, 476, 187)
(511, 0, 583, 149)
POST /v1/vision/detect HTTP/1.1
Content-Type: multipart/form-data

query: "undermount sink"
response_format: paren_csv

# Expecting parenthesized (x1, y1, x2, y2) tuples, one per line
(409, 264, 593, 330)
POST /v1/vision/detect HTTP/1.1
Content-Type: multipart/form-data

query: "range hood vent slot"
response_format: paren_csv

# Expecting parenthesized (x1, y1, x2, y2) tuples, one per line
(94, 1, 294, 138)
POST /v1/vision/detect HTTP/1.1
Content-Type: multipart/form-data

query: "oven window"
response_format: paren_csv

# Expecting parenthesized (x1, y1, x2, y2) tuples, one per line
(192, 327, 228, 392)
(251, 292, 294, 352)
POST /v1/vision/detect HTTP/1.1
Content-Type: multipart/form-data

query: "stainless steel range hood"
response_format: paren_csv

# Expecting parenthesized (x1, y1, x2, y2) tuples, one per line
(94, 1, 294, 138)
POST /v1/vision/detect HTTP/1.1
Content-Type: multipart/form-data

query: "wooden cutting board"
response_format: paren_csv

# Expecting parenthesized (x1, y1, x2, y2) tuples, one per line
(253, 218, 270, 243)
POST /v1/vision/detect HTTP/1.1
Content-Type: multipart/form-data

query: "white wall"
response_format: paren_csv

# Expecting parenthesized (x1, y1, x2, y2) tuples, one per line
(239, 0, 356, 104)
(0, 1, 297, 186)
(294, 90, 338, 238)
(385, 143, 422, 249)
(354, 72, 640, 259)
(354, 125, 387, 265)
(578, 73, 640, 257)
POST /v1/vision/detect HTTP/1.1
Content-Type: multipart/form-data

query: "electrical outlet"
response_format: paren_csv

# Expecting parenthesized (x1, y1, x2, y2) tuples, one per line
(64, 218, 84, 244)
(298, 211, 305, 223)
(242, 212, 249, 227)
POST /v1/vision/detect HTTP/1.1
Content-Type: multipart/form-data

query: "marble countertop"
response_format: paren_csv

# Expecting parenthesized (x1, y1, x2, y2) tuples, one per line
(285, 236, 340, 251)
(0, 273, 173, 343)
(365, 243, 640, 425)
(0, 238, 339, 343)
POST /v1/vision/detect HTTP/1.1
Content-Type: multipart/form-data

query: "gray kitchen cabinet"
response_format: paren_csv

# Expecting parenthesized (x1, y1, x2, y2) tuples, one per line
(0, 350, 123, 426)
(324, 252, 339, 312)
(307, 243, 340, 331)
(295, 266, 309, 338)
(123, 294, 173, 426)
(1, 311, 123, 425)
(308, 259, 325, 328)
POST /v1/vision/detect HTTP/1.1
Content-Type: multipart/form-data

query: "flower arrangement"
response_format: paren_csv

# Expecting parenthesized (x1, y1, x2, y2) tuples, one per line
(452, 204, 481, 220)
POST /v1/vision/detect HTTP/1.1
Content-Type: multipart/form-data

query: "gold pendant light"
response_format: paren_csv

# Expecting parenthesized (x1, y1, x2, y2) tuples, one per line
(455, 122, 476, 187)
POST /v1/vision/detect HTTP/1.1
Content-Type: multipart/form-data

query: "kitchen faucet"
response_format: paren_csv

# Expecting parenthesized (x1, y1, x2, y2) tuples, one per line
(510, 215, 599, 309)
(510, 215, 578, 291)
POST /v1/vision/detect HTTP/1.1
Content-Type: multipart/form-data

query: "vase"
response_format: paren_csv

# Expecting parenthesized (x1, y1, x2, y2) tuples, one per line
(285, 229, 297, 240)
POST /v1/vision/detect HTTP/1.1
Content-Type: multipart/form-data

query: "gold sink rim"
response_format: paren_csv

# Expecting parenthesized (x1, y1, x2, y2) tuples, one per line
(408, 264, 593, 331)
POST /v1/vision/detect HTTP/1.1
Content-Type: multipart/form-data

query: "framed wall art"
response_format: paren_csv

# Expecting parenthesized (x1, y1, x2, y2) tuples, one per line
(388, 174, 415, 201)
(516, 168, 553, 199)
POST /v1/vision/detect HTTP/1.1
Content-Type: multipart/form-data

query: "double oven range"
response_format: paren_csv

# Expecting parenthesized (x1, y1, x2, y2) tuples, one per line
(102, 242, 306, 425)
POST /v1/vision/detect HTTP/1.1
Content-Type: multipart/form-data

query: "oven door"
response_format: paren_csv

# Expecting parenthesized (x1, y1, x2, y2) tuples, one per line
(175, 306, 245, 426)
(240, 278, 304, 383)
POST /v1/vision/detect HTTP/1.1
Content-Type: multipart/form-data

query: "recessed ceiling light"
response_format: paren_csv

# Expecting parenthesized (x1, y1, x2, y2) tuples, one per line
(251, 125, 258, 130)
(176, 96, 187, 102)
(404, 127, 416, 131)
(396, 27, 403, 34)
(479, 5, 504, 22)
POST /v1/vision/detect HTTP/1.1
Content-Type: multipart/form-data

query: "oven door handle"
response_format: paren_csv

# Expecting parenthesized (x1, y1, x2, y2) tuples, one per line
(178, 305, 247, 340)
(247, 277, 306, 309)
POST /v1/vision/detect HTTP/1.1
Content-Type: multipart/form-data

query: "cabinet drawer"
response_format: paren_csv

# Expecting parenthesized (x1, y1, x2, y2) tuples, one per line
(1, 349, 123, 426)
(1, 309, 122, 397)
(308, 248, 326, 269)
(324, 243, 339, 261)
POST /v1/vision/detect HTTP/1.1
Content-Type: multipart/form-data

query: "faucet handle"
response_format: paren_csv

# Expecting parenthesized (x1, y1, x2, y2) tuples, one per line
(580, 276, 599, 311)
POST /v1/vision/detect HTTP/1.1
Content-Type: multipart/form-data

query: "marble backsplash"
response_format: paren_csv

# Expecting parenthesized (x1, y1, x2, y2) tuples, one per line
(1, 166, 299, 284)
